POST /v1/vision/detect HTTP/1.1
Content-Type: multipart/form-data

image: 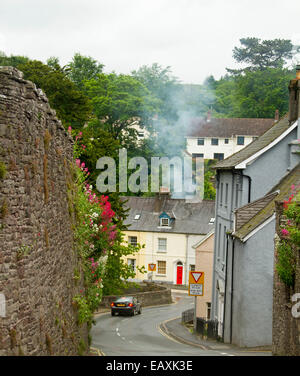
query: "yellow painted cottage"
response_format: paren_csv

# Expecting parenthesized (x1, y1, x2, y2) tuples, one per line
(122, 192, 215, 286)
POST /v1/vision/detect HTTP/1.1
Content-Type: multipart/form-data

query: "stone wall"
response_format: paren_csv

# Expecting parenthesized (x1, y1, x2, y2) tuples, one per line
(99, 284, 173, 309)
(0, 67, 88, 355)
(272, 201, 300, 356)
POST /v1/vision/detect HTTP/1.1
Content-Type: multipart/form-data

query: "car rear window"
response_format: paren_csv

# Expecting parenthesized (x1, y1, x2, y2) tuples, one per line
(115, 297, 133, 302)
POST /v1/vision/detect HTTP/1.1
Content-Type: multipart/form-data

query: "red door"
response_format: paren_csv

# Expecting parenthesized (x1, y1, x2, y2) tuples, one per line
(176, 266, 183, 285)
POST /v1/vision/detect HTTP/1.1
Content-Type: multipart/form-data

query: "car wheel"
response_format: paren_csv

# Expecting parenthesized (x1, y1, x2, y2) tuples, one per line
(111, 311, 115, 316)
(130, 309, 135, 316)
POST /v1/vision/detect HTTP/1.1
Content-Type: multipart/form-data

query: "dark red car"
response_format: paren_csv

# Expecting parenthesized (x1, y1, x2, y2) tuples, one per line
(111, 296, 142, 316)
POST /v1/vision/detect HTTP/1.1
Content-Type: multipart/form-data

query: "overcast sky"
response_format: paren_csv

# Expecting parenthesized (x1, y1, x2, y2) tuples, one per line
(1, 0, 300, 84)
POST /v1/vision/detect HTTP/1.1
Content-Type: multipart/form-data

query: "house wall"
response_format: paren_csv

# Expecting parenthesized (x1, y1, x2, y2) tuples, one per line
(195, 234, 214, 319)
(212, 126, 300, 332)
(227, 219, 275, 347)
(123, 231, 204, 285)
(186, 136, 254, 160)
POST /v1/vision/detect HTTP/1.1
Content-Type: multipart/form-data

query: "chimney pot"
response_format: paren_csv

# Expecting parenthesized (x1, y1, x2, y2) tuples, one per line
(296, 65, 300, 80)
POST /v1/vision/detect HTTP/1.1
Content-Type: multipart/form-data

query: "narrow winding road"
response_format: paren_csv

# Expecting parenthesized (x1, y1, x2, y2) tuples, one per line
(91, 291, 270, 356)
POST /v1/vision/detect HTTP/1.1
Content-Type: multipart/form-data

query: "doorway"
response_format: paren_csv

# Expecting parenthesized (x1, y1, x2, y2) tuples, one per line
(176, 261, 183, 285)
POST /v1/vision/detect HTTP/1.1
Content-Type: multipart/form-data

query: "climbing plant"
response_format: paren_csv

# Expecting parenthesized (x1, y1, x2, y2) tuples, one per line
(276, 185, 300, 287)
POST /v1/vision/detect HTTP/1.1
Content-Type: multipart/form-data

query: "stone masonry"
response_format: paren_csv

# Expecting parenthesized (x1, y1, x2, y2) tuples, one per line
(0, 67, 88, 355)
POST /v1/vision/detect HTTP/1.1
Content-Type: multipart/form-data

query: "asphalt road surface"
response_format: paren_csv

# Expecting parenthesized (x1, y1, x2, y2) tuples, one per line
(91, 291, 270, 357)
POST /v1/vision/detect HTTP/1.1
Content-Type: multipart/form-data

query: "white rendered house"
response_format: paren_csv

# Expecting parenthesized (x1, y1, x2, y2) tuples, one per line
(186, 115, 275, 161)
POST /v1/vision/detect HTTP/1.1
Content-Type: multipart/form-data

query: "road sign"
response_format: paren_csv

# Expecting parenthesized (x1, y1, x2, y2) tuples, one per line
(188, 271, 204, 296)
(148, 263, 156, 272)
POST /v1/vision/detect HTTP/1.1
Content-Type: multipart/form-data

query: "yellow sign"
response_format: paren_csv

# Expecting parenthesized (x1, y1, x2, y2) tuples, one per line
(188, 271, 204, 296)
(148, 263, 156, 271)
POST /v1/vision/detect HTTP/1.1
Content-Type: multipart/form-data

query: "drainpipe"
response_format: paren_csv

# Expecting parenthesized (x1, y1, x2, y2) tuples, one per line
(230, 238, 235, 344)
(222, 233, 229, 341)
(185, 234, 189, 285)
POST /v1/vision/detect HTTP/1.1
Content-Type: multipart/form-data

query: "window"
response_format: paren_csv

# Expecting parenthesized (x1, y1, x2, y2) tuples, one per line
(134, 214, 141, 220)
(128, 236, 137, 246)
(217, 224, 222, 258)
(127, 259, 136, 272)
(209, 217, 215, 225)
(207, 302, 211, 320)
(197, 138, 204, 145)
(224, 138, 229, 144)
(157, 260, 166, 275)
(235, 184, 239, 208)
(211, 138, 218, 145)
(192, 153, 204, 159)
(158, 238, 167, 252)
(220, 183, 223, 206)
(190, 264, 195, 271)
(213, 153, 224, 161)
(237, 136, 244, 145)
(225, 183, 228, 207)
(223, 226, 227, 261)
(160, 218, 169, 227)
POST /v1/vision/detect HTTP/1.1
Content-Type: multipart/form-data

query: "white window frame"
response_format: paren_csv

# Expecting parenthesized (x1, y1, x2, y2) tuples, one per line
(158, 238, 167, 252)
(160, 217, 169, 227)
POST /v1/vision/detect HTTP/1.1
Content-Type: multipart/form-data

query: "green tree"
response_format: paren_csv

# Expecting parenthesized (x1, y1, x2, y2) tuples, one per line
(227, 37, 298, 74)
(67, 53, 104, 91)
(230, 67, 293, 118)
(84, 72, 159, 138)
(0, 51, 29, 67)
(132, 63, 180, 122)
(18, 59, 92, 129)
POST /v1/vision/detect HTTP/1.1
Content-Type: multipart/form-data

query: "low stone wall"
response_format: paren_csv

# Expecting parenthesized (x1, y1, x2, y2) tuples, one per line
(100, 284, 173, 309)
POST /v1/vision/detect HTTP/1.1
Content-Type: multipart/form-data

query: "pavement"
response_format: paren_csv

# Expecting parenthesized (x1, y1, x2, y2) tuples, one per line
(162, 288, 272, 355)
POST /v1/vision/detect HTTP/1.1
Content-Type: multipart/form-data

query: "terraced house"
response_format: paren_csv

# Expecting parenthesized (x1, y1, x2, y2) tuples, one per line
(121, 192, 215, 286)
(185, 113, 275, 161)
(211, 67, 300, 347)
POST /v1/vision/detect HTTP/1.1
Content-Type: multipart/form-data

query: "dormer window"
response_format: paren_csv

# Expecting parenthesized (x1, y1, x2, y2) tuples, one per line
(160, 218, 169, 227)
(159, 211, 171, 227)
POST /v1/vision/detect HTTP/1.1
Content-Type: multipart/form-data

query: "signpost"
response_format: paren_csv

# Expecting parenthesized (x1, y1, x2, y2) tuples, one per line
(188, 271, 204, 332)
(148, 263, 156, 272)
(188, 271, 204, 296)
(148, 263, 156, 282)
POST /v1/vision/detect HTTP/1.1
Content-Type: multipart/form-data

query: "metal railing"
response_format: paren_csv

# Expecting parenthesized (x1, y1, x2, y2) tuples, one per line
(196, 317, 219, 340)
(181, 308, 194, 324)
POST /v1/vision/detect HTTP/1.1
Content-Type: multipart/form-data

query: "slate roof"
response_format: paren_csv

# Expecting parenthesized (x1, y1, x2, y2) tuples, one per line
(214, 115, 292, 169)
(186, 117, 274, 138)
(233, 163, 300, 240)
(121, 196, 215, 235)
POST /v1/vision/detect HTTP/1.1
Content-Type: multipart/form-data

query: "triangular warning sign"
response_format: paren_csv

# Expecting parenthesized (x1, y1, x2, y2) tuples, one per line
(191, 272, 202, 283)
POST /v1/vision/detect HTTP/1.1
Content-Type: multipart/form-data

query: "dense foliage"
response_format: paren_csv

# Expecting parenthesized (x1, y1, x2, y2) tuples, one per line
(277, 186, 300, 287)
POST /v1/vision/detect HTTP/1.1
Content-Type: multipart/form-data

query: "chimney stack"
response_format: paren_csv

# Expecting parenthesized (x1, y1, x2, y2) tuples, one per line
(207, 110, 211, 122)
(288, 65, 300, 123)
(296, 64, 300, 80)
(275, 109, 279, 121)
